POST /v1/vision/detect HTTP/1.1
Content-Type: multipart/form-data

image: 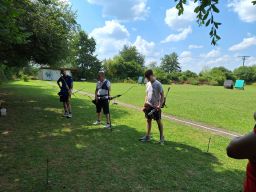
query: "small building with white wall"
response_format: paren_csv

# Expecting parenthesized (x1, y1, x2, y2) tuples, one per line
(38, 68, 72, 81)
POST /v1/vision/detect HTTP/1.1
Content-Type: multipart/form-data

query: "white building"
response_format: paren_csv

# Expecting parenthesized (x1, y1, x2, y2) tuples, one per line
(38, 68, 72, 81)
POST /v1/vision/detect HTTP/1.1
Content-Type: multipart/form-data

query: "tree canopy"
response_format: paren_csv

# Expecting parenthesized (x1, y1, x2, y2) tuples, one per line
(0, 0, 77, 67)
(160, 52, 181, 73)
(74, 30, 101, 80)
(103, 45, 145, 80)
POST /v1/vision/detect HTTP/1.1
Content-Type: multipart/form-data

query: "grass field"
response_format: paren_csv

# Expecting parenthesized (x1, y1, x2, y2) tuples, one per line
(74, 81, 256, 134)
(0, 80, 249, 191)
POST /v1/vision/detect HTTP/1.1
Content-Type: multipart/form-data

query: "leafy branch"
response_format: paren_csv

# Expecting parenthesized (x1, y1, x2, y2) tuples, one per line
(175, 0, 221, 45)
(175, 0, 256, 45)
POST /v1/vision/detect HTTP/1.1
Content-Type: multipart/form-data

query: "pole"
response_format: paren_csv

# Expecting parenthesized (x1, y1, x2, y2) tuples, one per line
(207, 137, 212, 152)
(108, 99, 112, 132)
(238, 56, 250, 67)
(46, 158, 49, 185)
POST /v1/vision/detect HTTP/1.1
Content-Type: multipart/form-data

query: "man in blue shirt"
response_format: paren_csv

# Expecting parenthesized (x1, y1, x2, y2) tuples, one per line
(57, 69, 73, 118)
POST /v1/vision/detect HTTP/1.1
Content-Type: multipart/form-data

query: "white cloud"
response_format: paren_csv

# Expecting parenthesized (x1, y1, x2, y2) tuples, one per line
(90, 20, 130, 59)
(180, 51, 192, 65)
(228, 0, 256, 23)
(87, 0, 150, 21)
(133, 36, 159, 63)
(90, 20, 129, 39)
(164, 1, 197, 29)
(133, 36, 155, 56)
(161, 26, 192, 43)
(180, 51, 192, 58)
(229, 36, 256, 51)
(200, 49, 221, 58)
(188, 44, 203, 49)
(90, 21, 159, 62)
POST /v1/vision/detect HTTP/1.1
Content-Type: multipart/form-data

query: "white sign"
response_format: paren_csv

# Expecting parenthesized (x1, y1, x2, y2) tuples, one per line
(39, 69, 71, 81)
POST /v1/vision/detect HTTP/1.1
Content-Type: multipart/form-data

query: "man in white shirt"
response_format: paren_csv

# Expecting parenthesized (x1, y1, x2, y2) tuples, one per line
(93, 71, 111, 129)
(140, 69, 165, 144)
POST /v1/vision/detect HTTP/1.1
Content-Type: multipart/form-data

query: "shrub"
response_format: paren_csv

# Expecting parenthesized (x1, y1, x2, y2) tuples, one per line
(23, 75, 30, 82)
(154, 68, 169, 84)
(209, 80, 218, 86)
(182, 70, 198, 79)
(234, 66, 256, 83)
(23, 65, 39, 77)
(123, 78, 136, 84)
(198, 76, 209, 85)
(187, 78, 199, 85)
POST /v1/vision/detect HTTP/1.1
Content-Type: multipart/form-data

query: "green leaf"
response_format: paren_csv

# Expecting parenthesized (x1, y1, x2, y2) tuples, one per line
(211, 4, 220, 13)
(211, 38, 216, 45)
(206, 19, 211, 27)
(203, 11, 209, 20)
(216, 34, 221, 40)
(194, 6, 200, 13)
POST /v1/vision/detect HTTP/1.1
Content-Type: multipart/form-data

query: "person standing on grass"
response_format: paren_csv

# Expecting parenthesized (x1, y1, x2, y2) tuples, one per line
(57, 69, 73, 118)
(93, 71, 111, 129)
(140, 69, 165, 144)
(226, 112, 256, 192)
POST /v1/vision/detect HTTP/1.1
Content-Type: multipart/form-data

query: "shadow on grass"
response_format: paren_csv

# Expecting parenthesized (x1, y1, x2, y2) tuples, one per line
(0, 82, 245, 192)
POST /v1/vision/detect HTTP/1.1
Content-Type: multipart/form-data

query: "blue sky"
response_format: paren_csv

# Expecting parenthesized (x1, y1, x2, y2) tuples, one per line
(67, 0, 256, 73)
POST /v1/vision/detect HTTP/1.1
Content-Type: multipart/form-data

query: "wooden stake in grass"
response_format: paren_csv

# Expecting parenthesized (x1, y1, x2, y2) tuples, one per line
(207, 137, 212, 153)
(46, 158, 49, 186)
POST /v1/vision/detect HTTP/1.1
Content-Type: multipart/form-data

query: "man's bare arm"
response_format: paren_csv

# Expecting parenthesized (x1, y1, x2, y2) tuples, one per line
(227, 131, 256, 160)
(160, 91, 164, 107)
(95, 88, 98, 99)
(108, 86, 111, 98)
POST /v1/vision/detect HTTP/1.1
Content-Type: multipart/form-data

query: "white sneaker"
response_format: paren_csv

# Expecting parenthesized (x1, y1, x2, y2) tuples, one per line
(104, 123, 111, 129)
(93, 120, 101, 125)
(67, 113, 72, 118)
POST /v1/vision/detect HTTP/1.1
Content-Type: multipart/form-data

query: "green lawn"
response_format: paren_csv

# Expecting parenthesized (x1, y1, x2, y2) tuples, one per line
(74, 81, 256, 134)
(0, 80, 248, 191)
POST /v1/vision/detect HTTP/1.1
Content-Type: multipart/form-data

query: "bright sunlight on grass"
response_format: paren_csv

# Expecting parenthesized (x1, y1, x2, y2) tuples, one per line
(0, 80, 248, 191)
(74, 81, 256, 134)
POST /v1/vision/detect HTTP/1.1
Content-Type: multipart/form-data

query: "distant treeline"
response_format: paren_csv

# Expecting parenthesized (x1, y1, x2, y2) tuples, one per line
(100, 46, 256, 86)
(150, 65, 256, 86)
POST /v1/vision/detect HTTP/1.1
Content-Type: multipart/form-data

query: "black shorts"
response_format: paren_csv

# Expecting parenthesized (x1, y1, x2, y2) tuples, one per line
(59, 92, 70, 102)
(144, 106, 161, 121)
(96, 99, 109, 114)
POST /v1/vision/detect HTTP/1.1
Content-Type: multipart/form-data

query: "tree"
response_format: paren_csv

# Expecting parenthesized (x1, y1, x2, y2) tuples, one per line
(175, 0, 256, 45)
(0, 0, 32, 67)
(183, 70, 198, 78)
(103, 45, 145, 80)
(211, 67, 234, 80)
(147, 61, 158, 69)
(160, 52, 181, 73)
(180, 70, 198, 81)
(74, 30, 101, 80)
(234, 66, 256, 83)
(0, 0, 78, 67)
(119, 45, 145, 67)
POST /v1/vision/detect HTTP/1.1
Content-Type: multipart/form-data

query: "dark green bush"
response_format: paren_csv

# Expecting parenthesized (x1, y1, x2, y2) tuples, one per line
(234, 66, 256, 83)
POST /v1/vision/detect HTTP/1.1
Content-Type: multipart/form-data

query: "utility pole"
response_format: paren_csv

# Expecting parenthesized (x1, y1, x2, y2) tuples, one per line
(238, 56, 250, 66)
